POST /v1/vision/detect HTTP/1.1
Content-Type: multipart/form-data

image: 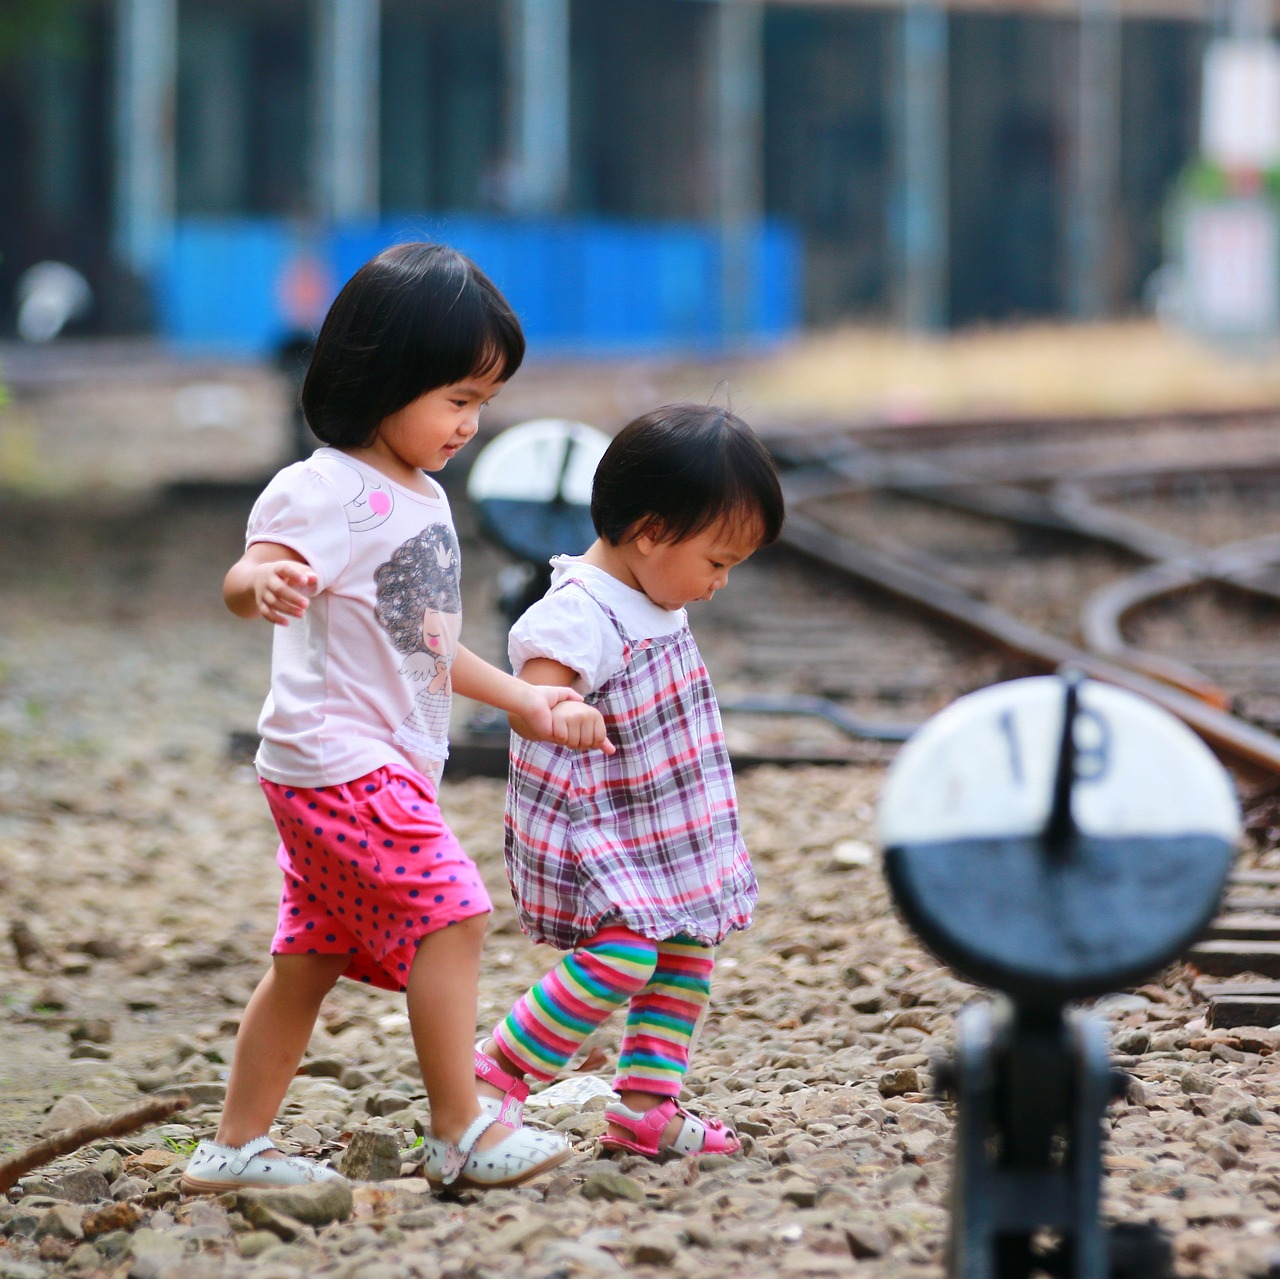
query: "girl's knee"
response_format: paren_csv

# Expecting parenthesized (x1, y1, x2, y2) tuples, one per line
(268, 952, 347, 999)
(577, 927, 661, 996)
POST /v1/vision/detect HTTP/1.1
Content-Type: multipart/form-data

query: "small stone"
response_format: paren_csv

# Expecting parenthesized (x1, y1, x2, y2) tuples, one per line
(298, 1056, 346, 1079)
(110, 1177, 150, 1202)
(91, 1228, 134, 1259)
(877, 1165, 927, 1194)
(53, 1169, 111, 1204)
(490, 1216, 565, 1254)
(33, 1204, 85, 1243)
(37, 1234, 74, 1262)
(627, 1228, 681, 1265)
(82, 1201, 144, 1238)
(125, 1149, 180, 1175)
(236, 1230, 283, 1258)
(845, 985, 886, 1012)
(239, 1200, 306, 1241)
(341, 1129, 403, 1181)
(0, 1261, 46, 1279)
(878, 1067, 921, 1097)
(844, 1220, 891, 1258)
(579, 1171, 646, 1203)
(829, 839, 875, 868)
(536, 1240, 626, 1274)
(365, 1089, 415, 1118)
(36, 1094, 102, 1135)
(1113, 1027, 1150, 1055)
(95, 1150, 125, 1184)
(235, 1178, 353, 1227)
(1179, 1069, 1215, 1095)
(65, 1243, 104, 1273)
(69, 1018, 114, 1044)
(340, 1066, 377, 1090)
(69, 1042, 112, 1060)
(1225, 1098, 1264, 1125)
(122, 1226, 184, 1279)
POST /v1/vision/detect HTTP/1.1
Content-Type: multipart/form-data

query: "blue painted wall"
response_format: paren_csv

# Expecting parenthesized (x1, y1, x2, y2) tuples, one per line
(157, 216, 800, 356)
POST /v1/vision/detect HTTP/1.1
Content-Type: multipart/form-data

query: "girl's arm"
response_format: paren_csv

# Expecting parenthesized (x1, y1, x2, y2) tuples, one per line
(505, 658, 614, 753)
(450, 645, 581, 742)
(224, 541, 317, 624)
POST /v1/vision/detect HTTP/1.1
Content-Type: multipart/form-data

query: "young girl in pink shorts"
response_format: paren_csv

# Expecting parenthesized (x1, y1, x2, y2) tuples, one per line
(181, 243, 606, 1195)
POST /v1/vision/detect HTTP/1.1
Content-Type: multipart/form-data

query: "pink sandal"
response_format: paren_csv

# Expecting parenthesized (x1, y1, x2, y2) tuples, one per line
(475, 1042, 529, 1128)
(601, 1098, 741, 1157)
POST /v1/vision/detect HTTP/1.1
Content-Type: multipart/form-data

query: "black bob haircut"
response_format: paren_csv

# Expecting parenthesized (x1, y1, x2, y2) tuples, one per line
(591, 404, 785, 549)
(301, 243, 524, 448)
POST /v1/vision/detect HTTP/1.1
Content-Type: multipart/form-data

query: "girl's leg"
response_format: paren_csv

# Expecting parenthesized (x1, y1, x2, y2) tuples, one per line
(609, 937, 715, 1147)
(405, 914, 575, 1186)
(483, 925, 659, 1089)
(216, 952, 348, 1149)
(403, 914, 505, 1155)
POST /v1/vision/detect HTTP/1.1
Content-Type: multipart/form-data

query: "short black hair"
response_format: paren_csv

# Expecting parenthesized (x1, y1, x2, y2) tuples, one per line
(591, 404, 784, 549)
(301, 242, 524, 447)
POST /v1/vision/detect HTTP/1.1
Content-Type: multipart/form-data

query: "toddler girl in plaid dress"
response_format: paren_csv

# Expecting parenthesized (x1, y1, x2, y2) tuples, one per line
(475, 404, 785, 1158)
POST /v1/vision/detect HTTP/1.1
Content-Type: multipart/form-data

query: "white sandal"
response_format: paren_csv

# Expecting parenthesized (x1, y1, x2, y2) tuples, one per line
(419, 1114, 571, 1189)
(180, 1135, 346, 1194)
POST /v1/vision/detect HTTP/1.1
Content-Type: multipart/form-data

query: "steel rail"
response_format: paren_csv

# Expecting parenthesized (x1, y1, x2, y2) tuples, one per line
(780, 508, 1280, 777)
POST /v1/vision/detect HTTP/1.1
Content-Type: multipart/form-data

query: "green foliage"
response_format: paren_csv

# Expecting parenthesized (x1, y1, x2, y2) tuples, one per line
(162, 1135, 200, 1156)
(0, 0, 87, 63)
(1178, 159, 1280, 203)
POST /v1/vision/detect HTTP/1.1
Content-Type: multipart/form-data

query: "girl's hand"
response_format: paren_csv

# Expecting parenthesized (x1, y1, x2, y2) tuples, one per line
(252, 559, 317, 625)
(224, 542, 315, 622)
(514, 682, 584, 742)
(549, 701, 616, 754)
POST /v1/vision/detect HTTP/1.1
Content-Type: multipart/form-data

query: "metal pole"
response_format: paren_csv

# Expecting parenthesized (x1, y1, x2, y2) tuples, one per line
(313, 0, 381, 222)
(713, 0, 764, 341)
(505, 0, 570, 213)
(1067, 0, 1120, 319)
(112, 0, 176, 278)
(894, 0, 949, 332)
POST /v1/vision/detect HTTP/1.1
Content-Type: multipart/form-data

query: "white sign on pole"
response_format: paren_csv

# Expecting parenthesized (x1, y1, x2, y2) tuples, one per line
(1182, 198, 1280, 336)
(1201, 38, 1280, 172)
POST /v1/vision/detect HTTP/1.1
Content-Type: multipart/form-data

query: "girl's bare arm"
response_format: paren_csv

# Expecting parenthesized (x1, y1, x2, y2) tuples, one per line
(223, 541, 316, 623)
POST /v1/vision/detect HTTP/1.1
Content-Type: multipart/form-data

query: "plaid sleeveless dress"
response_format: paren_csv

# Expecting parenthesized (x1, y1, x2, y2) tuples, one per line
(505, 577, 758, 950)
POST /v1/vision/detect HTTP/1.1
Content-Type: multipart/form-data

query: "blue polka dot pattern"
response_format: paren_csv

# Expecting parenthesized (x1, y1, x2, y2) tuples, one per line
(260, 765, 491, 992)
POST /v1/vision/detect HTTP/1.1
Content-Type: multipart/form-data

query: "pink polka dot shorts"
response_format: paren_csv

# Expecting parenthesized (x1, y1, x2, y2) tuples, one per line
(260, 764, 492, 992)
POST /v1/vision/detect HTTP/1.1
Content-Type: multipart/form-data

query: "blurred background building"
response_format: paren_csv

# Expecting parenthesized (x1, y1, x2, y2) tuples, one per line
(0, 0, 1255, 354)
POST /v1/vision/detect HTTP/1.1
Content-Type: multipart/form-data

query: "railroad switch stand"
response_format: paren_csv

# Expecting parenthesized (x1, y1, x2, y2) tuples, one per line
(879, 672, 1240, 1279)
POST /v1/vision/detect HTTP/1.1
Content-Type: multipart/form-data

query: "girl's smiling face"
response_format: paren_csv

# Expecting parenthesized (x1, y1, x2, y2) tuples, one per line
(366, 370, 505, 478)
(629, 517, 762, 611)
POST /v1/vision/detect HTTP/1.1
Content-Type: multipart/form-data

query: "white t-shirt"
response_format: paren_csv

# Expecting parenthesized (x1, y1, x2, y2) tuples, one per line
(508, 556, 684, 694)
(246, 448, 463, 787)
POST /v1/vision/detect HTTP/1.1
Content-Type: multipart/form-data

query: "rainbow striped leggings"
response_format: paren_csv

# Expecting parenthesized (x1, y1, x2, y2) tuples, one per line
(492, 924, 715, 1097)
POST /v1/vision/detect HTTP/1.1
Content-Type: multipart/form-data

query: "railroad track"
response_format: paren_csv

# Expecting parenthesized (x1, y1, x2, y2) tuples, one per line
(742, 407, 1280, 1014)
(761, 407, 1280, 775)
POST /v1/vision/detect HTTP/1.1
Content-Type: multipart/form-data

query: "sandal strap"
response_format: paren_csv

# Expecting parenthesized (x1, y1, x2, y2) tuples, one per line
(475, 1045, 529, 1126)
(606, 1100, 735, 1156)
(474, 1045, 523, 1094)
(440, 1114, 498, 1186)
(228, 1135, 276, 1173)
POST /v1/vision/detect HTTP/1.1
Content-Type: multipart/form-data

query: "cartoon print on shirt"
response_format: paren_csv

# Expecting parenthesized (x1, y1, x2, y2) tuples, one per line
(328, 456, 396, 531)
(374, 524, 462, 762)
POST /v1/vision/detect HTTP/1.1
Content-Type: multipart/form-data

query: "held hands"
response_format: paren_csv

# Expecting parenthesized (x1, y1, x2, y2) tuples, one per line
(549, 700, 615, 754)
(253, 560, 317, 626)
(515, 685, 615, 754)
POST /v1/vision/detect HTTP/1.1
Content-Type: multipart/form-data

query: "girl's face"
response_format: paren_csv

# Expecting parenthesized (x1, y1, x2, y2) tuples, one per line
(422, 607, 462, 656)
(369, 371, 504, 475)
(630, 517, 761, 611)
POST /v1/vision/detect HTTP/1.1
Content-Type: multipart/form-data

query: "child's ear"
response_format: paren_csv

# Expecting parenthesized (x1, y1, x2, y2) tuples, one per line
(631, 519, 666, 557)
